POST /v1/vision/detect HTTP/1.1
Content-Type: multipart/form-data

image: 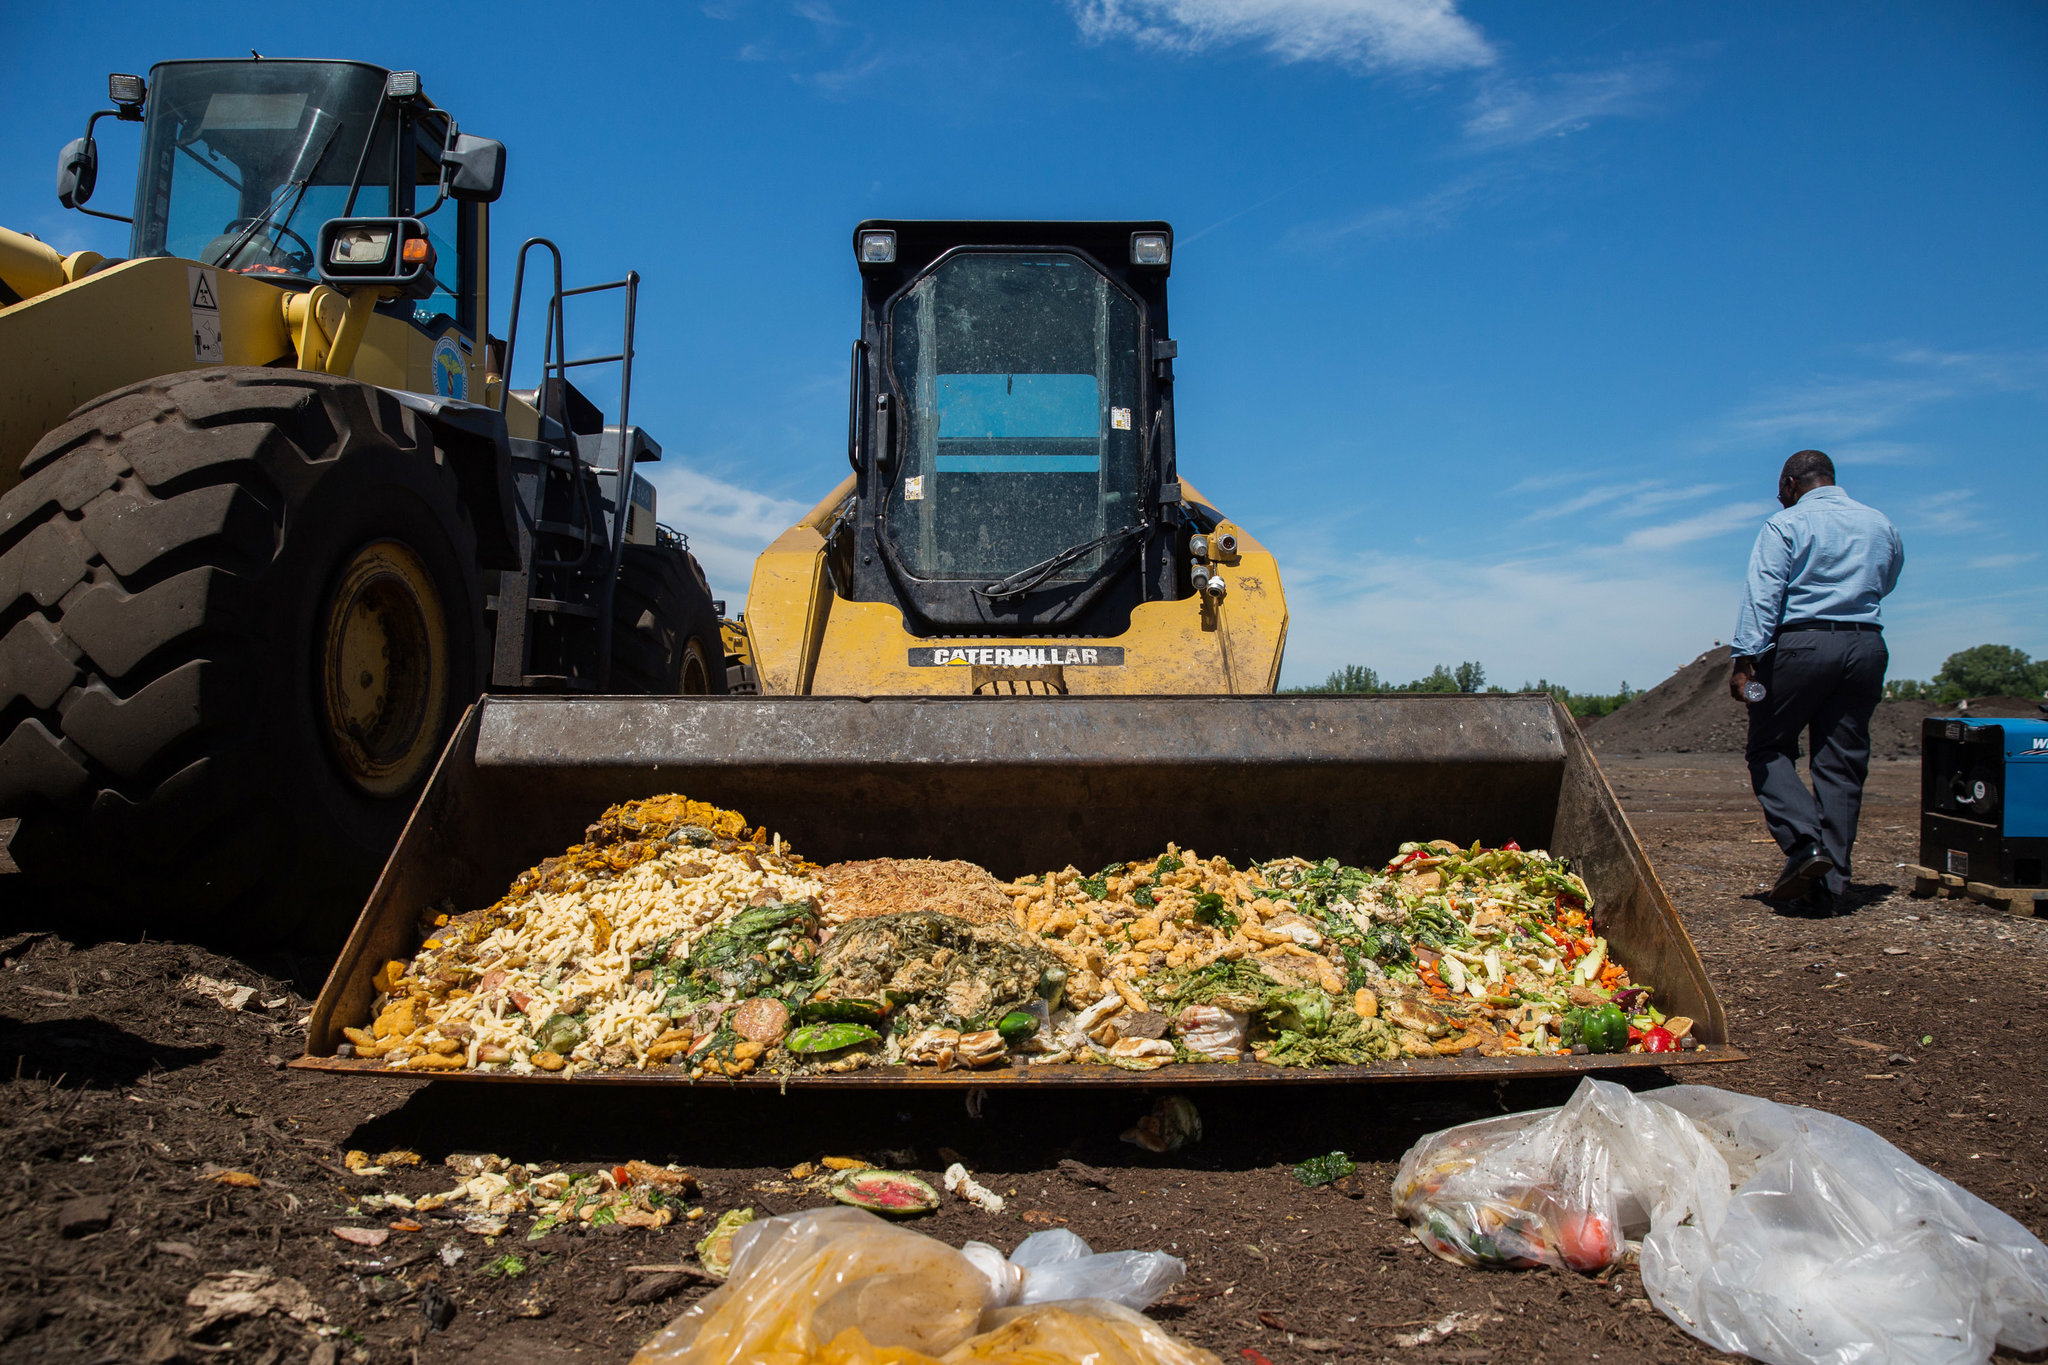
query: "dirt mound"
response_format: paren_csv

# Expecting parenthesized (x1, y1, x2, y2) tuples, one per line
(1587, 647, 1747, 755)
(1587, 649, 2044, 759)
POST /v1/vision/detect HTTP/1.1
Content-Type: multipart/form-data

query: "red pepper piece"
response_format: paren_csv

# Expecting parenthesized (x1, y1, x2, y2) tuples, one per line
(1641, 1027, 1679, 1053)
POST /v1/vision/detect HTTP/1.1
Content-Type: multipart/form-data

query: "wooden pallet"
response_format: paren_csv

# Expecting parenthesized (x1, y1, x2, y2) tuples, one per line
(1905, 864, 2048, 917)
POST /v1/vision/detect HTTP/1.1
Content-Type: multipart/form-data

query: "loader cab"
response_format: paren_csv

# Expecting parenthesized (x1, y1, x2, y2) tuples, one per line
(108, 60, 487, 342)
(839, 221, 1194, 637)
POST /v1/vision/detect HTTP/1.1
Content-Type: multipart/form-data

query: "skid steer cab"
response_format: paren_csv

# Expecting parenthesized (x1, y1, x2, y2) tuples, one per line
(0, 61, 726, 947)
(740, 221, 1288, 697)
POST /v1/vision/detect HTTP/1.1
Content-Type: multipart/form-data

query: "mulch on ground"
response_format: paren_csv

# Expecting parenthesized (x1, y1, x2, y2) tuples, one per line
(1, 755, 2043, 1364)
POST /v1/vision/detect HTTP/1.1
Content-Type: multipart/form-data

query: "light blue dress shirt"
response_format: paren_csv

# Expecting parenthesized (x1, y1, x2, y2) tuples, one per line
(1731, 485, 1904, 657)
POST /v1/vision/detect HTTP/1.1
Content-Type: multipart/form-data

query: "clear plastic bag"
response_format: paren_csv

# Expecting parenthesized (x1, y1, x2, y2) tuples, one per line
(632, 1206, 1212, 1365)
(1393, 1079, 2048, 1365)
(1642, 1085, 2048, 1365)
(1392, 1075, 1720, 1272)
(1000, 1228, 1186, 1309)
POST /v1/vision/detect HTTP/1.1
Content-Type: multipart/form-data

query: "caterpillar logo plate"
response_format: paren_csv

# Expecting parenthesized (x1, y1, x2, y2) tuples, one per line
(910, 646, 1123, 667)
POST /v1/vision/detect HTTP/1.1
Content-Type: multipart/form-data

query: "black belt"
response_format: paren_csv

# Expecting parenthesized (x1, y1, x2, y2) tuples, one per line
(1777, 620, 1881, 634)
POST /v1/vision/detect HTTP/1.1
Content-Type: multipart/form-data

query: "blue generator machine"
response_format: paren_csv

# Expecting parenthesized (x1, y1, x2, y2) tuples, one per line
(1920, 715, 2048, 896)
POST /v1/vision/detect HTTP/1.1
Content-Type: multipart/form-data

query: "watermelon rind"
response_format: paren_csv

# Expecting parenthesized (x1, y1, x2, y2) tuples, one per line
(830, 1169, 940, 1215)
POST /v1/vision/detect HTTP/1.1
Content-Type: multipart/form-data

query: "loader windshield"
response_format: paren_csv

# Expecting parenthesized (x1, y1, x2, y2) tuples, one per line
(884, 252, 1143, 583)
(132, 61, 391, 275)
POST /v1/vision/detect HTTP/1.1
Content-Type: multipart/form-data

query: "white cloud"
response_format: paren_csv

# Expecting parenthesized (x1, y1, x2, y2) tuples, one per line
(1265, 340, 2048, 692)
(1069, 0, 1495, 71)
(643, 464, 813, 607)
(1619, 500, 1771, 551)
(1906, 489, 1981, 535)
(1829, 439, 1929, 467)
(1274, 537, 1741, 692)
(1462, 61, 1673, 147)
(1522, 478, 1732, 524)
(1288, 163, 1518, 246)
(1727, 346, 2048, 446)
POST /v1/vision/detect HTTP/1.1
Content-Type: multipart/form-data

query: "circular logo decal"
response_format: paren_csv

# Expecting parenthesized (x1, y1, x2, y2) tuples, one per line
(432, 334, 469, 400)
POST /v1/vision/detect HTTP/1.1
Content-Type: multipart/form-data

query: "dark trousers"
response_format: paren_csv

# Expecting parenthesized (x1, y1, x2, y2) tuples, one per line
(1745, 630, 1888, 896)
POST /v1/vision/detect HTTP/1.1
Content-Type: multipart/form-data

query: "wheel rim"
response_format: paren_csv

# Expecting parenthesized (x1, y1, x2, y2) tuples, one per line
(320, 539, 449, 798)
(679, 638, 712, 695)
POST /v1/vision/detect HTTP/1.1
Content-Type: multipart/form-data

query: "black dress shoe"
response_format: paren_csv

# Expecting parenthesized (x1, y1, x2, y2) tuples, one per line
(1805, 885, 1838, 917)
(1768, 841, 1834, 903)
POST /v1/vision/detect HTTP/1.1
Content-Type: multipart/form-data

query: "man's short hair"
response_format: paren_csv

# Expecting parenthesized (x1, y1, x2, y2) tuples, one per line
(1782, 449, 1835, 486)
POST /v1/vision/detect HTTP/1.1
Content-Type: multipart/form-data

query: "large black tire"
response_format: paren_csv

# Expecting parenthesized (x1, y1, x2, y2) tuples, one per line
(0, 368, 485, 948)
(609, 543, 727, 695)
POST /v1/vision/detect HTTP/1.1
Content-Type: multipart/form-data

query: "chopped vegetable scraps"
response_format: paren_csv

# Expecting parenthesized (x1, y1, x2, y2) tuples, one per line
(353, 798, 1683, 1076)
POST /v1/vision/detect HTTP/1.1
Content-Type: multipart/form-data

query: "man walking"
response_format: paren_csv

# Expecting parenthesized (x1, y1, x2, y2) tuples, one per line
(1729, 450, 1904, 914)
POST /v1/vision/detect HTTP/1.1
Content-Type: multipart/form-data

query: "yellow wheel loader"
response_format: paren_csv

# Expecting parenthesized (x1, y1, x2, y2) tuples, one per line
(0, 61, 725, 944)
(738, 221, 1288, 696)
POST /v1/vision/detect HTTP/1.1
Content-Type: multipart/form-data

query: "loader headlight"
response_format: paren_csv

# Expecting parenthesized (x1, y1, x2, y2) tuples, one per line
(384, 70, 423, 100)
(329, 225, 395, 267)
(108, 73, 147, 117)
(858, 230, 897, 264)
(1130, 232, 1170, 266)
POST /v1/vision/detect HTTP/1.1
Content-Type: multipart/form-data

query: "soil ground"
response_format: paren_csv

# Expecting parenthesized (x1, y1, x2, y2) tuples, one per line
(2, 754, 2044, 1365)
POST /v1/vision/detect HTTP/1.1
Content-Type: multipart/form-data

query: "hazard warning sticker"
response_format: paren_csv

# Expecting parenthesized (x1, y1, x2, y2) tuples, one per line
(187, 266, 223, 363)
(909, 645, 1123, 667)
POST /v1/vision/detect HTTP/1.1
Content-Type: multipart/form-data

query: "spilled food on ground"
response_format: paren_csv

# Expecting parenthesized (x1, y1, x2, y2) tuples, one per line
(339, 794, 1703, 1078)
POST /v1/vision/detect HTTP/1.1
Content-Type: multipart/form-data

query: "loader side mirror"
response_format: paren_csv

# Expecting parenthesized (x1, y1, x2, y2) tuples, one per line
(443, 135, 505, 203)
(57, 136, 98, 209)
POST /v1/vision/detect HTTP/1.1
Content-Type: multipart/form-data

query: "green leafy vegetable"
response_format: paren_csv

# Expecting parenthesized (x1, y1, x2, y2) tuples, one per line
(667, 900, 819, 1002)
(1078, 863, 1125, 900)
(536, 1013, 586, 1056)
(1191, 891, 1239, 933)
(1293, 1151, 1357, 1187)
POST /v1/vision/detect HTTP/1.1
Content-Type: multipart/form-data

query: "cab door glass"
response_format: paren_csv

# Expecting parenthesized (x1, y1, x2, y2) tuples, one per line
(883, 252, 1142, 582)
(409, 131, 466, 333)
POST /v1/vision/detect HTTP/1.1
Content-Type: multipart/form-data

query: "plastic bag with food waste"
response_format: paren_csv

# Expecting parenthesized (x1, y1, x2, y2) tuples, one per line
(1393, 1073, 1717, 1273)
(1173, 1005, 1246, 1060)
(1393, 1078, 2048, 1365)
(631, 1206, 1213, 1365)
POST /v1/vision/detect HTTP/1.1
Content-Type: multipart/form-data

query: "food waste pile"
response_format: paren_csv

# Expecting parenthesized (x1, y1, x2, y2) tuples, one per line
(341, 795, 1700, 1079)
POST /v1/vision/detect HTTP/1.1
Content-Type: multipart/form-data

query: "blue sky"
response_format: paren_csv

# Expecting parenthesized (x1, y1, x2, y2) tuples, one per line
(8, 1, 2044, 691)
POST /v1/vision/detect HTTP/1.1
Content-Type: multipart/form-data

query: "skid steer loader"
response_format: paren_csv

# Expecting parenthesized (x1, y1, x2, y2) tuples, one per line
(738, 221, 1288, 696)
(0, 60, 725, 944)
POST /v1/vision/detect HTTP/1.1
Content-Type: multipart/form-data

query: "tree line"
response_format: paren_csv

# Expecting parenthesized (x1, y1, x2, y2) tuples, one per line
(1884, 644, 2048, 703)
(1289, 642, 2048, 714)
(1285, 662, 1639, 718)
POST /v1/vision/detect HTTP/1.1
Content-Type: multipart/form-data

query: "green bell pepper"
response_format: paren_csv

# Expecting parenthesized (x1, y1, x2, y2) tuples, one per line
(1571, 1002, 1630, 1054)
